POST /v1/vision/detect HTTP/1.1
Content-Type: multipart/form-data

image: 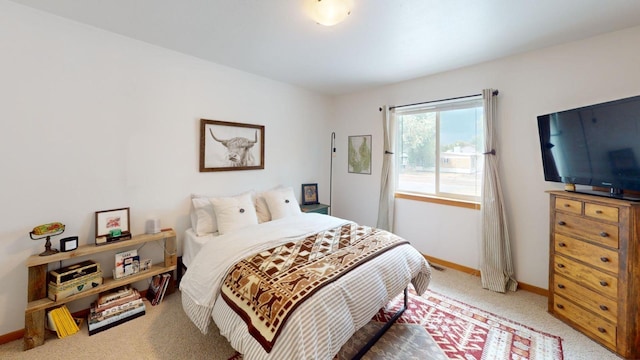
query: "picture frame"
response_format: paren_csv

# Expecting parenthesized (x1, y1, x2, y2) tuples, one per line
(200, 119, 265, 172)
(302, 183, 319, 205)
(348, 135, 372, 175)
(95, 207, 131, 245)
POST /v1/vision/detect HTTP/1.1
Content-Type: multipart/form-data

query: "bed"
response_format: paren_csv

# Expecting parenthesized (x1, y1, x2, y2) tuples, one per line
(180, 189, 431, 360)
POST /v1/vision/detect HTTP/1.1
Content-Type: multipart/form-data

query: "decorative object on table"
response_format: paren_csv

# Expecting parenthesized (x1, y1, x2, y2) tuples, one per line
(348, 135, 372, 174)
(145, 218, 161, 234)
(114, 249, 139, 279)
(95, 207, 131, 245)
(29, 222, 65, 256)
(301, 183, 319, 205)
(59, 236, 78, 252)
(200, 119, 265, 172)
(140, 258, 152, 271)
(48, 260, 103, 301)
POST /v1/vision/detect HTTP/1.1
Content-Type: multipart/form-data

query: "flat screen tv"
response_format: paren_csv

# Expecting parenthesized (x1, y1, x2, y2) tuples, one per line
(537, 94, 640, 200)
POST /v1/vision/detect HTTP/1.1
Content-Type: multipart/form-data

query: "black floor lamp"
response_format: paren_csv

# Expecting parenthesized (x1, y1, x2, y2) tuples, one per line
(329, 132, 335, 215)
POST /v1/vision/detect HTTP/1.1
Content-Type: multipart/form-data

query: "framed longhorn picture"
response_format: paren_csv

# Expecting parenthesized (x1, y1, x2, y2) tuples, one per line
(200, 119, 265, 172)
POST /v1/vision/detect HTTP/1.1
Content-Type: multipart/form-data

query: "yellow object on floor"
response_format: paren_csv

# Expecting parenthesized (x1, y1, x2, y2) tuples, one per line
(48, 306, 79, 338)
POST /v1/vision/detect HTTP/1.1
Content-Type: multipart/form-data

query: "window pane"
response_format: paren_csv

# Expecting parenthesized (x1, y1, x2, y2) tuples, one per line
(439, 107, 484, 197)
(397, 112, 436, 194)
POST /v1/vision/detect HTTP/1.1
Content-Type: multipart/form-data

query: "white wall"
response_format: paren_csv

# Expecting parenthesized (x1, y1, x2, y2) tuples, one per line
(0, 1, 332, 335)
(331, 25, 640, 290)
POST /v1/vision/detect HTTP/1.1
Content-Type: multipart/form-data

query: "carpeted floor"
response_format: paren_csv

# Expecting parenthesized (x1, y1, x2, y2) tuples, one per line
(0, 267, 620, 360)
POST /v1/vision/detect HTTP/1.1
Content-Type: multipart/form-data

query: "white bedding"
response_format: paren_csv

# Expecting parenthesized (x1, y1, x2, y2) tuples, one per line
(182, 228, 217, 268)
(180, 213, 431, 360)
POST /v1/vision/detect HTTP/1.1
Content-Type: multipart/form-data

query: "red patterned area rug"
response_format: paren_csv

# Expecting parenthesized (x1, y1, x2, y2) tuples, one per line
(228, 286, 564, 360)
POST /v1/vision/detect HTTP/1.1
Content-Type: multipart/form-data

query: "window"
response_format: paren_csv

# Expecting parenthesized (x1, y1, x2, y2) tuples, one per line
(394, 96, 484, 202)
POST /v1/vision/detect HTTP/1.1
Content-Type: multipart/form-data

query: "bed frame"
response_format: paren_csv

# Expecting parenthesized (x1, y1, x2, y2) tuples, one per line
(351, 287, 408, 360)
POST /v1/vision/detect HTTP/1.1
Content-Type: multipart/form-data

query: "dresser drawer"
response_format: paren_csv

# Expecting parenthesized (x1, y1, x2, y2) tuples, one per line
(555, 198, 582, 215)
(553, 255, 618, 298)
(584, 203, 619, 223)
(554, 213, 619, 248)
(553, 294, 616, 349)
(553, 274, 618, 323)
(554, 234, 619, 273)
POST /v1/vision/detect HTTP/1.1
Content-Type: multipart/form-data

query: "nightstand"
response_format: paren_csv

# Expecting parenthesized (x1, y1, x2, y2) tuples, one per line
(301, 203, 330, 215)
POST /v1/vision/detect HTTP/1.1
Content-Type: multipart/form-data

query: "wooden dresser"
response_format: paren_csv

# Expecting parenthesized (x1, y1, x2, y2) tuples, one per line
(547, 191, 640, 359)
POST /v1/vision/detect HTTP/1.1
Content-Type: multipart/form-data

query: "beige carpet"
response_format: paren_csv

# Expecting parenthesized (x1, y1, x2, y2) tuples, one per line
(0, 267, 619, 360)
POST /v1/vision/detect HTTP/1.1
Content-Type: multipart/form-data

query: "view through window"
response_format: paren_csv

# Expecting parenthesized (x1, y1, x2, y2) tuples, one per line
(395, 96, 484, 202)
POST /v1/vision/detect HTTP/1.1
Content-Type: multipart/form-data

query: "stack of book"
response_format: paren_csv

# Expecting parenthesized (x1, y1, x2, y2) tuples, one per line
(146, 273, 171, 306)
(88, 285, 145, 335)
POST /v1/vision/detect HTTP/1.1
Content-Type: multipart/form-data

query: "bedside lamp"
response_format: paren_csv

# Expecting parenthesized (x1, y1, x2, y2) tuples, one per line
(30, 222, 65, 256)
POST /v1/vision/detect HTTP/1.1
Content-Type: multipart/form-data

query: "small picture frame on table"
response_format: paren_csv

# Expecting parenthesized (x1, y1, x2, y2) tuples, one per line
(302, 183, 319, 205)
(95, 207, 131, 245)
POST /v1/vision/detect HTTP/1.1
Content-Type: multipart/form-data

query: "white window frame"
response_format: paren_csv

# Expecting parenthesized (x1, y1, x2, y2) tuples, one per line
(393, 96, 484, 203)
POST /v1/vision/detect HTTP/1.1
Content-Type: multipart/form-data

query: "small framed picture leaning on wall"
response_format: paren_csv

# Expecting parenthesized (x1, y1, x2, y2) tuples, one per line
(302, 183, 319, 205)
(95, 207, 131, 245)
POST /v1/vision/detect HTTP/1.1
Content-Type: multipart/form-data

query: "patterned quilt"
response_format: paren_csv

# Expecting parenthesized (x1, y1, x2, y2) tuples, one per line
(220, 223, 409, 352)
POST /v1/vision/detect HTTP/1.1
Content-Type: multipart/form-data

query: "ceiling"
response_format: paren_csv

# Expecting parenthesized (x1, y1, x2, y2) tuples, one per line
(10, 0, 640, 95)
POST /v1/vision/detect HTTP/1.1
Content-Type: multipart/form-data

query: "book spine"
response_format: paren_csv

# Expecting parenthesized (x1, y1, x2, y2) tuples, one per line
(92, 298, 143, 318)
(88, 309, 146, 336)
(88, 303, 145, 330)
(97, 286, 135, 305)
(90, 301, 144, 323)
(97, 289, 140, 309)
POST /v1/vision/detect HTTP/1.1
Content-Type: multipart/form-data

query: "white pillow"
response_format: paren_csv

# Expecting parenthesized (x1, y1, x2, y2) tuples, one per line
(262, 187, 302, 220)
(191, 196, 217, 236)
(255, 195, 271, 223)
(255, 185, 283, 223)
(210, 192, 259, 235)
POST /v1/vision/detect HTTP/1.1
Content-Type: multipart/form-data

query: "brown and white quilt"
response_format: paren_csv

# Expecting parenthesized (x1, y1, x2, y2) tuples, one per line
(180, 213, 431, 360)
(220, 223, 408, 352)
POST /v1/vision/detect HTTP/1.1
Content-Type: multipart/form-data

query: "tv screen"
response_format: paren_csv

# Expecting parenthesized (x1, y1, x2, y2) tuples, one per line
(537, 94, 640, 199)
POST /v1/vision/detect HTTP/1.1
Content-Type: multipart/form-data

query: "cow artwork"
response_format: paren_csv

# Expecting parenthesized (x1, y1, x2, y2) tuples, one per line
(209, 129, 257, 167)
(199, 119, 264, 172)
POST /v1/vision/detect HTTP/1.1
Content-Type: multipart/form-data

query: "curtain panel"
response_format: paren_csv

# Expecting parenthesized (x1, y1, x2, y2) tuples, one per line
(376, 106, 396, 232)
(480, 89, 518, 293)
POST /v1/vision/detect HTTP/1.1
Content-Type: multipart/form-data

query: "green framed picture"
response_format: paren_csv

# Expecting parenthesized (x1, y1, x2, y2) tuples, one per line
(348, 135, 372, 175)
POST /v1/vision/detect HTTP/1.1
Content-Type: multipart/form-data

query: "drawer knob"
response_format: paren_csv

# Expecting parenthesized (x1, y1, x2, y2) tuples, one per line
(556, 304, 564, 309)
(557, 263, 565, 268)
(600, 232, 608, 237)
(597, 327, 606, 333)
(595, 210, 603, 214)
(558, 221, 566, 226)
(599, 280, 608, 287)
(600, 256, 609, 263)
(599, 305, 609, 311)
(564, 204, 571, 207)
(558, 242, 566, 247)
(557, 284, 565, 289)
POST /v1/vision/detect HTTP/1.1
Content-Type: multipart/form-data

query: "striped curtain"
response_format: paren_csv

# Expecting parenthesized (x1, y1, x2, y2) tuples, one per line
(480, 89, 518, 293)
(376, 106, 396, 232)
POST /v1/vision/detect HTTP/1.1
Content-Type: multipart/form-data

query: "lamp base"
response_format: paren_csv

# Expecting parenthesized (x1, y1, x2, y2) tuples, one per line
(39, 236, 59, 256)
(39, 248, 59, 256)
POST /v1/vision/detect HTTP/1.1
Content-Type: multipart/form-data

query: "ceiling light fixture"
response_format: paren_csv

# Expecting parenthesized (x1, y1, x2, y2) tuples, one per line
(306, 0, 352, 26)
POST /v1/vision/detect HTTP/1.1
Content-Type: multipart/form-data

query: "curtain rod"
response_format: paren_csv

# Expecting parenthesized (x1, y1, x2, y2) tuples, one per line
(380, 90, 499, 111)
